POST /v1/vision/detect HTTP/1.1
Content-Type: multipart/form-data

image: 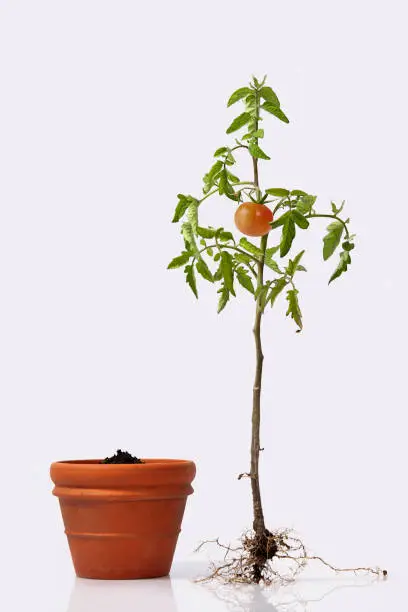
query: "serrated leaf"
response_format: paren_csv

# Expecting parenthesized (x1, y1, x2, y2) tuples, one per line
(236, 267, 255, 294)
(271, 211, 291, 229)
(217, 285, 230, 313)
(248, 142, 270, 160)
(167, 251, 191, 269)
(227, 170, 240, 183)
(286, 250, 305, 276)
(291, 189, 308, 197)
(292, 210, 309, 229)
(226, 112, 251, 134)
(323, 221, 344, 260)
(221, 251, 235, 294)
(266, 245, 280, 257)
(286, 289, 302, 329)
(214, 147, 228, 157)
(296, 195, 316, 215)
(331, 200, 345, 215)
(243, 129, 264, 140)
(280, 217, 296, 257)
(218, 169, 234, 196)
(329, 250, 352, 284)
(259, 86, 280, 107)
(197, 226, 216, 239)
(218, 230, 234, 242)
(187, 201, 198, 233)
(227, 87, 252, 107)
(239, 238, 262, 258)
(172, 194, 189, 223)
(297, 265, 307, 272)
(234, 252, 254, 266)
(264, 254, 282, 273)
(269, 277, 288, 307)
(207, 160, 223, 181)
(213, 260, 223, 280)
(185, 264, 198, 298)
(262, 102, 289, 123)
(266, 188, 290, 197)
(182, 222, 199, 254)
(196, 259, 213, 282)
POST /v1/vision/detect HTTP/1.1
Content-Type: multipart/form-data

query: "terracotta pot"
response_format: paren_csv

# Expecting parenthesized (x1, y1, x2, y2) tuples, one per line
(50, 458, 196, 580)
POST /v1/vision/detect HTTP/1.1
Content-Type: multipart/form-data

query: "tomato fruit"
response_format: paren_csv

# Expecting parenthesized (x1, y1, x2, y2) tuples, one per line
(234, 202, 274, 237)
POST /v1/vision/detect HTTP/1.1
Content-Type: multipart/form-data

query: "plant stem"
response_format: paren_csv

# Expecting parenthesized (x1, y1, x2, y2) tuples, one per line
(250, 87, 268, 535)
(305, 213, 350, 238)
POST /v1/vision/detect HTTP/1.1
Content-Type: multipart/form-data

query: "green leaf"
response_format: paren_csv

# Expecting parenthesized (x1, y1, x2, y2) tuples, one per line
(329, 250, 352, 284)
(280, 216, 296, 257)
(196, 259, 213, 282)
(342, 241, 355, 251)
(217, 285, 230, 313)
(292, 210, 309, 229)
(226, 112, 251, 134)
(167, 251, 191, 269)
(331, 200, 345, 215)
(296, 195, 316, 215)
(266, 188, 290, 197)
(182, 222, 199, 254)
(243, 129, 264, 140)
(227, 87, 252, 107)
(239, 238, 262, 258)
(218, 169, 234, 196)
(271, 211, 291, 229)
(264, 252, 283, 274)
(286, 289, 302, 330)
(286, 250, 305, 276)
(185, 265, 198, 298)
(248, 142, 270, 160)
(197, 226, 216, 239)
(262, 102, 289, 123)
(172, 194, 189, 223)
(227, 170, 240, 184)
(213, 260, 223, 281)
(218, 230, 234, 242)
(266, 245, 280, 257)
(290, 189, 308, 197)
(259, 86, 280, 107)
(214, 147, 228, 157)
(221, 251, 235, 294)
(269, 277, 288, 307)
(323, 221, 344, 260)
(187, 201, 198, 233)
(234, 252, 254, 266)
(236, 267, 255, 294)
(257, 282, 272, 313)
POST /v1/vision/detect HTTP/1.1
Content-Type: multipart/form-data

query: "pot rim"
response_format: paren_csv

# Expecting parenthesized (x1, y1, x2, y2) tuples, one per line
(51, 458, 195, 468)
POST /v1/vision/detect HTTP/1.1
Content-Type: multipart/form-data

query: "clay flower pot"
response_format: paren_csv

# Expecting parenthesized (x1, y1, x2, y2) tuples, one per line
(50, 458, 196, 580)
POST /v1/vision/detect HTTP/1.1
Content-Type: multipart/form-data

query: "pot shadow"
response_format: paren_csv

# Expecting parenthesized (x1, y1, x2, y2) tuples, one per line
(66, 575, 178, 612)
(200, 575, 384, 612)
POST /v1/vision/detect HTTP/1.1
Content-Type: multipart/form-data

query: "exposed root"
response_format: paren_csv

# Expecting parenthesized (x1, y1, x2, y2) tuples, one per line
(194, 528, 387, 586)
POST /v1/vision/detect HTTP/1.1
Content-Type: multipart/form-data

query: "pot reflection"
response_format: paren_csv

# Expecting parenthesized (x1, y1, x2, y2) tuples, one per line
(67, 576, 178, 612)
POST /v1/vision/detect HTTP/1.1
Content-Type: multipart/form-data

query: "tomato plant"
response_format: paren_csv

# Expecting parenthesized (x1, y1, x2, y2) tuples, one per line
(166, 76, 374, 585)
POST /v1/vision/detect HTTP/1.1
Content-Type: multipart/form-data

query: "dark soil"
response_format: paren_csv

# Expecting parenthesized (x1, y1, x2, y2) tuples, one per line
(101, 449, 144, 464)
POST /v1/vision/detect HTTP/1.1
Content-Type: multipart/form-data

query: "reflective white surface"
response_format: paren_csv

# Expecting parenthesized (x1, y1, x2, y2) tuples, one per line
(7, 558, 396, 612)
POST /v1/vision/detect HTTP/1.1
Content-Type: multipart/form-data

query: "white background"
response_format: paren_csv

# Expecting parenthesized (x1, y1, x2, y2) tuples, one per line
(0, 1, 407, 610)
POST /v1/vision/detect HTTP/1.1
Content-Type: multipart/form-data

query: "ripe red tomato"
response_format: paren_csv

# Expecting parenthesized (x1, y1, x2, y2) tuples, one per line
(234, 202, 274, 237)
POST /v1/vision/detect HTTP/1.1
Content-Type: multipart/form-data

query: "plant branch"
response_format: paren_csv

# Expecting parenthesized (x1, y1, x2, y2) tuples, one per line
(306, 213, 350, 238)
